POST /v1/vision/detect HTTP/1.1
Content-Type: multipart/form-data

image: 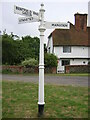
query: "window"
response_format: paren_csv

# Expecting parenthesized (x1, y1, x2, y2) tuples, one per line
(62, 60, 70, 66)
(63, 46, 71, 53)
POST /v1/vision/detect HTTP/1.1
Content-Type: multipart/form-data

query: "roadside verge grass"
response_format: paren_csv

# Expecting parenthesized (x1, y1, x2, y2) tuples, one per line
(2, 71, 90, 76)
(2, 80, 88, 118)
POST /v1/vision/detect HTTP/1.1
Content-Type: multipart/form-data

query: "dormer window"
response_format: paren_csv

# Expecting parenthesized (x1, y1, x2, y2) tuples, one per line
(63, 46, 71, 53)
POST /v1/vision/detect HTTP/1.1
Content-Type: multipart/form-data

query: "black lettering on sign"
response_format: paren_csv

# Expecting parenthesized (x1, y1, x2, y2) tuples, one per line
(19, 17, 34, 23)
(28, 17, 33, 21)
(33, 11, 38, 16)
(22, 9, 28, 15)
(16, 6, 22, 11)
(23, 10, 32, 16)
(16, 6, 32, 16)
(29, 10, 32, 16)
(52, 23, 68, 27)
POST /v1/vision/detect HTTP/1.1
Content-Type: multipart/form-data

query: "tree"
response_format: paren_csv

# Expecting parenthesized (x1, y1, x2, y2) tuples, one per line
(44, 53, 58, 67)
(22, 36, 40, 59)
(22, 58, 38, 67)
(2, 34, 40, 65)
(2, 34, 20, 65)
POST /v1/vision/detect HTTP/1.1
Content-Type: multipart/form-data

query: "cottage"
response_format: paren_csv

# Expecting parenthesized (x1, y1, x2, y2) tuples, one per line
(47, 13, 90, 73)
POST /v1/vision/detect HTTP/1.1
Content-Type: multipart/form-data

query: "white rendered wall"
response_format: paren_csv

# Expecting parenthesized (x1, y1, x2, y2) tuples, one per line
(58, 59, 88, 67)
(70, 59, 88, 65)
(57, 58, 88, 73)
(47, 36, 53, 53)
(54, 46, 89, 58)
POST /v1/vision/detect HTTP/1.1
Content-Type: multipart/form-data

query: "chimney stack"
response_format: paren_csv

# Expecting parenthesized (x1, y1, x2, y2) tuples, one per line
(74, 13, 87, 31)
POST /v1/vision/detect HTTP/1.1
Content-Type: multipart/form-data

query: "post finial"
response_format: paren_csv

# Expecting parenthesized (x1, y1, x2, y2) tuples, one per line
(41, 3, 44, 7)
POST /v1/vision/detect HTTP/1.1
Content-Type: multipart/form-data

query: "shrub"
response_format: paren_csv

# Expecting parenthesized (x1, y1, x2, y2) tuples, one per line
(22, 58, 38, 67)
(2, 69, 12, 74)
(88, 61, 90, 65)
(44, 53, 58, 67)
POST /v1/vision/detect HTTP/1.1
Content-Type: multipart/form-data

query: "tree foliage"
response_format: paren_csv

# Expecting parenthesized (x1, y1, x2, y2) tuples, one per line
(2, 33, 58, 68)
(2, 34, 20, 65)
(22, 36, 40, 59)
(22, 58, 38, 67)
(44, 53, 58, 67)
(2, 34, 40, 65)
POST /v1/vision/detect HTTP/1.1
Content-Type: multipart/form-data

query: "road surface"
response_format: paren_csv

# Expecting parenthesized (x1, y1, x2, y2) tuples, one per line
(2, 74, 88, 87)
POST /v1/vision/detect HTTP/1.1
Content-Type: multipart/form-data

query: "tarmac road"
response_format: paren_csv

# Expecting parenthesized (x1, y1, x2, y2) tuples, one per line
(2, 74, 88, 87)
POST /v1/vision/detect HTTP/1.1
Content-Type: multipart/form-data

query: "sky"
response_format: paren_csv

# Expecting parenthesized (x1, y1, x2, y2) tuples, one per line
(0, 0, 90, 44)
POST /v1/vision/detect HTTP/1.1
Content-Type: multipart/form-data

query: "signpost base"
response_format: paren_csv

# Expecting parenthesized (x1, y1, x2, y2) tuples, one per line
(38, 104, 44, 116)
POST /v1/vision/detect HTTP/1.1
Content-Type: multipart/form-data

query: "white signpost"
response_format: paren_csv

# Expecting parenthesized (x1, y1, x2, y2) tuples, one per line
(18, 17, 39, 24)
(14, 5, 39, 19)
(14, 3, 70, 116)
(45, 22, 70, 29)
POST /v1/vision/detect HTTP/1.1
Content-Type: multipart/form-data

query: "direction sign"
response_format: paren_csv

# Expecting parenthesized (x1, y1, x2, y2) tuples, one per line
(45, 22, 70, 29)
(14, 5, 39, 19)
(18, 17, 39, 24)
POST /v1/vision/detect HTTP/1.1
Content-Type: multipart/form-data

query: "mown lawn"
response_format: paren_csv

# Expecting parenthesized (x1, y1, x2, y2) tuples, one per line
(2, 80, 88, 118)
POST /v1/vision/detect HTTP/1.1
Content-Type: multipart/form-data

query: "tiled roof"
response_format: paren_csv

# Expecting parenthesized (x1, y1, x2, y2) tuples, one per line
(49, 23, 90, 46)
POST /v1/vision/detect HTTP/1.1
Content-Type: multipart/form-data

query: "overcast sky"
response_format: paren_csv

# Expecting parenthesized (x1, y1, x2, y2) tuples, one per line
(0, 0, 89, 44)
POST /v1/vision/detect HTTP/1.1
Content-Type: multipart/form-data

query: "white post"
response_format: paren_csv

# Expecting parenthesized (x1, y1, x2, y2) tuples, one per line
(38, 3, 46, 116)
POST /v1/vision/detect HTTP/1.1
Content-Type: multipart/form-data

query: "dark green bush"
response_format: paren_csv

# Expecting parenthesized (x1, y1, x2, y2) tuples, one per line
(44, 53, 57, 67)
(2, 69, 12, 74)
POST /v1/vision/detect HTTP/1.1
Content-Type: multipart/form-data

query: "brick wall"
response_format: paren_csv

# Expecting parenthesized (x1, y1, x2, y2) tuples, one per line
(2, 66, 23, 73)
(2, 65, 57, 74)
(65, 65, 90, 73)
(45, 67, 57, 74)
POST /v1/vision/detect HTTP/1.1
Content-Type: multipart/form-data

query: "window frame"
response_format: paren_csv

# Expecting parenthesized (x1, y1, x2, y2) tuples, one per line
(63, 46, 71, 53)
(61, 59, 70, 66)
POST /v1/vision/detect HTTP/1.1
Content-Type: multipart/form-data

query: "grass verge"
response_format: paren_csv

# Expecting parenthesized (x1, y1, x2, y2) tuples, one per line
(2, 80, 88, 118)
(45, 73, 90, 76)
(2, 72, 90, 76)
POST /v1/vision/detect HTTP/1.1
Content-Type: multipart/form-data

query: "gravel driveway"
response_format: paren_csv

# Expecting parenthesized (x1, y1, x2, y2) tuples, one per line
(2, 74, 88, 87)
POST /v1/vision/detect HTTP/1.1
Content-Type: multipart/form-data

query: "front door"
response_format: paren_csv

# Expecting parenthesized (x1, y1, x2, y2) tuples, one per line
(57, 59, 70, 73)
